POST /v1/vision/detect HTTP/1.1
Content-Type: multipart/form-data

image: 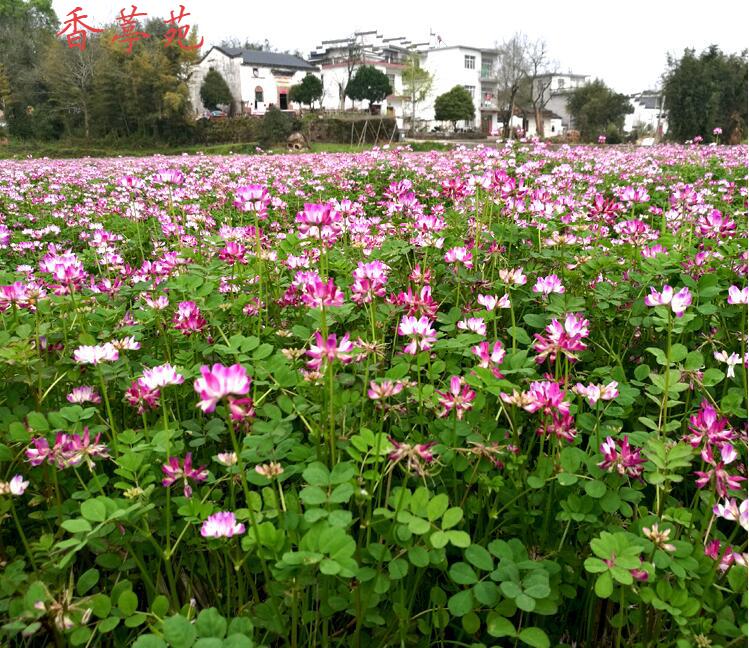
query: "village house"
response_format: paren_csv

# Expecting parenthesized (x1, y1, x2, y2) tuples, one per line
(624, 90, 668, 137)
(308, 31, 430, 128)
(188, 47, 319, 116)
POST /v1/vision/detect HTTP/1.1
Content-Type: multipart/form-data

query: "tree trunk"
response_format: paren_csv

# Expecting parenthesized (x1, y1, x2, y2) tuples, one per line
(535, 107, 544, 138)
(506, 93, 516, 139)
(83, 103, 90, 139)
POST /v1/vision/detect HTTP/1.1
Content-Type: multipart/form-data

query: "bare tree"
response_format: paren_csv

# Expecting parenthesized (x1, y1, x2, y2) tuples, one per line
(336, 35, 362, 110)
(496, 33, 529, 138)
(403, 51, 433, 134)
(42, 39, 97, 138)
(525, 40, 558, 138)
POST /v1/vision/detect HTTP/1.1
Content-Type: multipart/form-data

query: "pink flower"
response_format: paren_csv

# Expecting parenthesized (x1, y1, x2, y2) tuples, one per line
(234, 185, 271, 216)
(598, 436, 646, 479)
(471, 340, 505, 377)
(162, 453, 209, 498)
(140, 363, 185, 390)
(457, 317, 487, 335)
(713, 499, 749, 531)
(532, 274, 565, 296)
(305, 332, 354, 371)
(523, 381, 570, 415)
(351, 260, 389, 304)
(644, 285, 692, 317)
(0, 475, 29, 496)
(714, 351, 742, 378)
(537, 411, 577, 443)
(436, 376, 476, 420)
(696, 210, 735, 239)
(368, 380, 405, 400)
(227, 396, 255, 424)
(444, 247, 473, 269)
(296, 203, 342, 246)
(498, 267, 527, 286)
(201, 511, 245, 538)
(572, 381, 619, 406)
(398, 315, 437, 355)
(533, 313, 590, 364)
(218, 241, 247, 264)
(300, 276, 345, 309)
(727, 285, 748, 305)
(67, 386, 101, 404)
(172, 301, 207, 335)
(73, 343, 119, 365)
(125, 379, 161, 414)
(388, 438, 436, 476)
(194, 364, 251, 413)
(154, 169, 184, 185)
(26, 430, 109, 470)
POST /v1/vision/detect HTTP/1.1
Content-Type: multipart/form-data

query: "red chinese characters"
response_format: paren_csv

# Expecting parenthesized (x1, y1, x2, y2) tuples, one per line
(163, 5, 204, 50)
(112, 5, 151, 53)
(57, 5, 203, 52)
(56, 6, 103, 51)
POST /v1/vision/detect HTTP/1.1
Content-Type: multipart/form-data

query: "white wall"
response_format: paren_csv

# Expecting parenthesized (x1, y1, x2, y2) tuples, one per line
(418, 47, 483, 129)
(188, 49, 242, 116)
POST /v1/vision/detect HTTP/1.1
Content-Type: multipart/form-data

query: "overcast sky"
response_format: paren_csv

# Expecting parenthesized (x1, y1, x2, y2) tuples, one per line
(52, 0, 748, 93)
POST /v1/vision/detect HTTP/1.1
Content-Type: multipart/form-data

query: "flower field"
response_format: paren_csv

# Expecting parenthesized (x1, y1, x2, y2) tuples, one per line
(0, 142, 747, 647)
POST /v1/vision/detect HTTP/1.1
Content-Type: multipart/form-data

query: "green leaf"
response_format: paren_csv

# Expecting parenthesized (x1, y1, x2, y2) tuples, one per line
(26, 411, 48, 431)
(408, 546, 429, 568)
(447, 589, 474, 617)
(464, 544, 494, 571)
(461, 611, 481, 634)
(472, 581, 499, 607)
(583, 557, 608, 574)
(61, 519, 92, 534)
(584, 480, 606, 498)
(118, 590, 138, 617)
(518, 627, 550, 648)
(430, 530, 448, 549)
(595, 572, 614, 598)
(446, 530, 471, 547)
(223, 635, 253, 648)
(76, 568, 99, 595)
(441, 507, 463, 529)
(427, 494, 449, 521)
(193, 640, 223, 648)
(515, 593, 536, 612)
(302, 462, 330, 486)
(132, 635, 167, 648)
(508, 326, 531, 344)
(81, 499, 107, 522)
(195, 608, 227, 639)
(449, 562, 478, 585)
(163, 614, 197, 648)
(486, 612, 516, 638)
(151, 595, 170, 618)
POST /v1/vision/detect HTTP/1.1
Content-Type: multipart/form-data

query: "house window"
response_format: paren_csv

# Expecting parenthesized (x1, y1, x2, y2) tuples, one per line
(463, 85, 475, 97)
(558, 78, 566, 89)
(252, 68, 259, 77)
(254, 86, 263, 109)
(464, 55, 475, 69)
(481, 62, 492, 77)
(387, 74, 395, 91)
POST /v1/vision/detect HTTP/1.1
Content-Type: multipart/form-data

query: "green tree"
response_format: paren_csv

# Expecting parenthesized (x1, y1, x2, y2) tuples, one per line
(0, 0, 58, 137)
(434, 85, 475, 130)
(200, 68, 233, 111)
(345, 65, 391, 109)
(663, 45, 748, 143)
(403, 53, 432, 134)
(289, 74, 323, 109)
(566, 79, 632, 141)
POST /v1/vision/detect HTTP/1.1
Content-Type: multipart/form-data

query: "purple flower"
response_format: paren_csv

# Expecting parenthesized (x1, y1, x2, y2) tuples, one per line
(162, 453, 209, 498)
(644, 285, 692, 317)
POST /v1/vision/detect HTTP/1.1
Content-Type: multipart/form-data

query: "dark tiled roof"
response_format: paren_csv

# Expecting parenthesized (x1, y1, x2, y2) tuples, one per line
(209, 47, 317, 71)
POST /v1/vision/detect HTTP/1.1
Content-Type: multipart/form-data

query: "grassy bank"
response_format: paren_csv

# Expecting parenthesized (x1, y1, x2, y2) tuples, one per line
(0, 139, 452, 159)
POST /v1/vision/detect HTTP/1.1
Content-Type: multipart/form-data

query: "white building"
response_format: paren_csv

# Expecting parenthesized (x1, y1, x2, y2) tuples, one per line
(189, 47, 319, 116)
(624, 91, 668, 136)
(309, 32, 430, 128)
(532, 73, 590, 132)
